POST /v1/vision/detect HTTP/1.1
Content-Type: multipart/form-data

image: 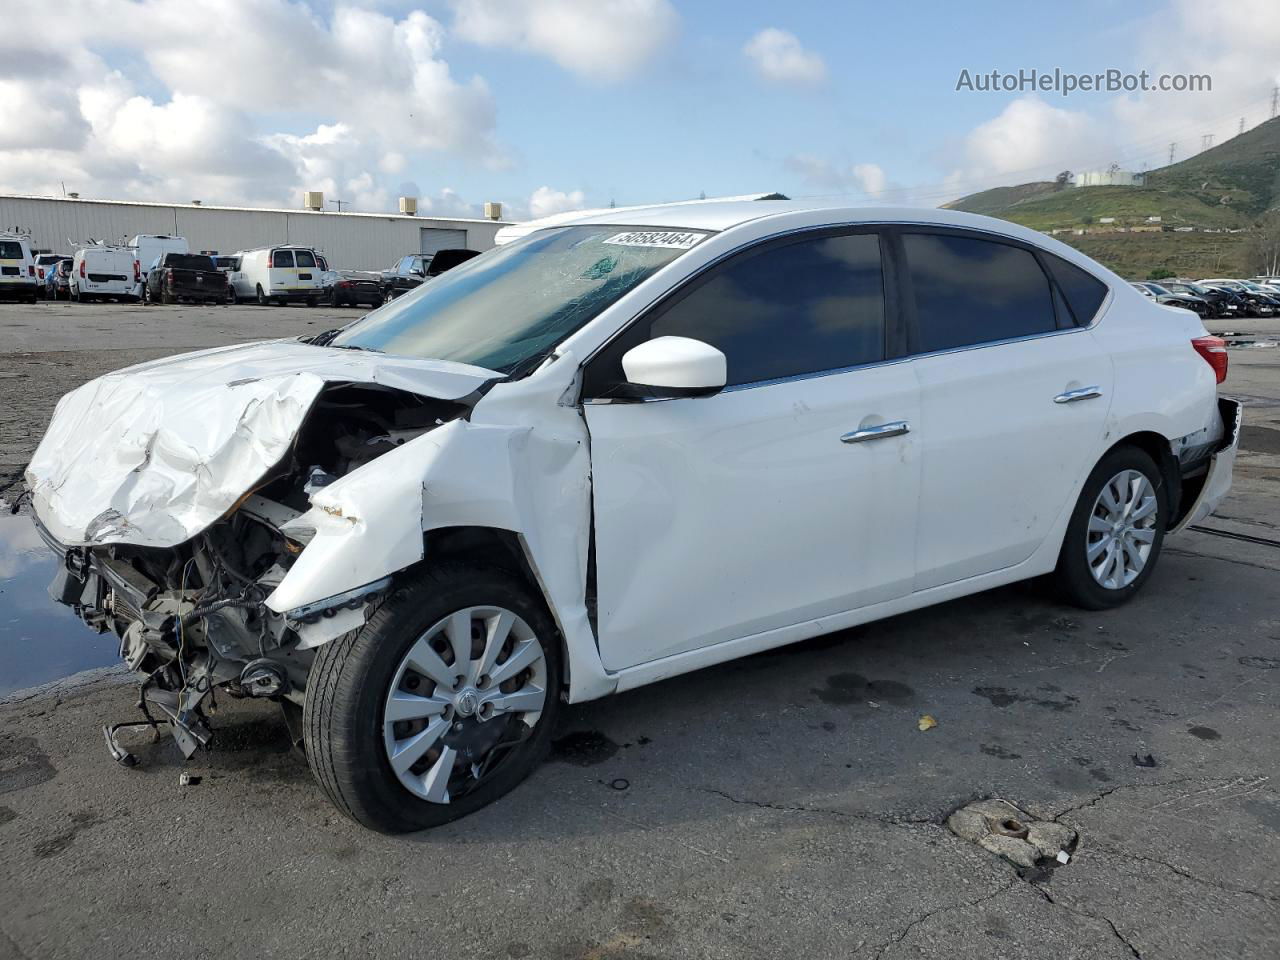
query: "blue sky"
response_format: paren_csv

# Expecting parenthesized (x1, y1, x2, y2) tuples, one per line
(2, 0, 1275, 218)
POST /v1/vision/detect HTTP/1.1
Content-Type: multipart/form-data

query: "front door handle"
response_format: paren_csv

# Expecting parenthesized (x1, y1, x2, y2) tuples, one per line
(1053, 386, 1103, 404)
(841, 421, 910, 444)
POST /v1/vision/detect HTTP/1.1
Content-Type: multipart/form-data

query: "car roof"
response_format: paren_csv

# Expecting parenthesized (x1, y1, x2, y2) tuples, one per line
(558, 199, 1049, 237)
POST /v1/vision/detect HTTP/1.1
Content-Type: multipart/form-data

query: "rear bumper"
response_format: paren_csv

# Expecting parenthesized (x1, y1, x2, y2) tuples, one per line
(267, 289, 319, 301)
(1172, 397, 1242, 533)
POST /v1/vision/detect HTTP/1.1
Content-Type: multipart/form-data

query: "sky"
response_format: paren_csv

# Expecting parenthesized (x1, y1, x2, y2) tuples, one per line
(1, 0, 1277, 221)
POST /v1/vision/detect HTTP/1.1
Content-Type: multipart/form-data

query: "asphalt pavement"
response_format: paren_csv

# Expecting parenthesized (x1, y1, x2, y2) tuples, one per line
(1, 299, 1277, 959)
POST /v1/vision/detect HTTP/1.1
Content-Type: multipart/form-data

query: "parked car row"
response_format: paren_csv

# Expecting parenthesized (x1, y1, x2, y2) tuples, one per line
(1129, 277, 1280, 319)
(4, 233, 483, 308)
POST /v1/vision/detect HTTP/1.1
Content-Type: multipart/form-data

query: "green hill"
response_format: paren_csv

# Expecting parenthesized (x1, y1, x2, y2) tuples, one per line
(941, 116, 1280, 277)
(1146, 115, 1280, 217)
(943, 181, 1059, 216)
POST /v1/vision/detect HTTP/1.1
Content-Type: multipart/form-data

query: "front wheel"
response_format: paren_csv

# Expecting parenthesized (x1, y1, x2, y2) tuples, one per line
(1053, 446, 1168, 610)
(303, 563, 563, 833)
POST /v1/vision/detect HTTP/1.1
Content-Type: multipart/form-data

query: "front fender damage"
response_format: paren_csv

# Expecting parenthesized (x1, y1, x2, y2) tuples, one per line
(267, 414, 598, 700)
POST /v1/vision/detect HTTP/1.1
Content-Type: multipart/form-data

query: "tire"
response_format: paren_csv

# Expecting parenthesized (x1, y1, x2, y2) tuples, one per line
(1053, 445, 1168, 610)
(383, 289, 395, 305)
(304, 563, 563, 834)
(256, 284, 268, 306)
(161, 290, 175, 305)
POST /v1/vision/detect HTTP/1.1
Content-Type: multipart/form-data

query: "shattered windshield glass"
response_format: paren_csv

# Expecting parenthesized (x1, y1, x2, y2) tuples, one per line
(330, 225, 710, 373)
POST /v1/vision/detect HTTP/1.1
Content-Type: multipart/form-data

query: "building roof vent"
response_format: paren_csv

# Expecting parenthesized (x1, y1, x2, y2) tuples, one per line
(303, 191, 324, 211)
(484, 201, 503, 221)
(399, 196, 418, 216)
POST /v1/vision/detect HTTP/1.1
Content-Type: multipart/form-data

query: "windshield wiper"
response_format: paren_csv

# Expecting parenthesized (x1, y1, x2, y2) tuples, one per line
(328, 343, 383, 354)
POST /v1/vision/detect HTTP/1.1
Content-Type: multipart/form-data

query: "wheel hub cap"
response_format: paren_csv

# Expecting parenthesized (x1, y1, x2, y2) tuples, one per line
(381, 605, 547, 805)
(454, 688, 479, 717)
(1086, 469, 1158, 590)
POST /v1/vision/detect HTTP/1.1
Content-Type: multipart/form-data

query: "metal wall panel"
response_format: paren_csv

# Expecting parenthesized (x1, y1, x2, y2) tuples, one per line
(0, 196, 507, 271)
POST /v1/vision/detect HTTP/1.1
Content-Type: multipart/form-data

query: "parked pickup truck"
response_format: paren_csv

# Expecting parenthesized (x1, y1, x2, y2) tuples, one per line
(146, 253, 228, 304)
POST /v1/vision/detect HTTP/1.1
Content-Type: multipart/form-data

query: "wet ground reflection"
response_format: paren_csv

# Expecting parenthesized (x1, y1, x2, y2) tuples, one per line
(0, 511, 118, 696)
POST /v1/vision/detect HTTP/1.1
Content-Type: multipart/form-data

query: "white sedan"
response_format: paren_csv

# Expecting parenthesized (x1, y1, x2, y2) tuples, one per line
(27, 200, 1240, 832)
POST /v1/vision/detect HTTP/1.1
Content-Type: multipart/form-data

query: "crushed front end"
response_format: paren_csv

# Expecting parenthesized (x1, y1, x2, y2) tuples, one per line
(24, 340, 493, 764)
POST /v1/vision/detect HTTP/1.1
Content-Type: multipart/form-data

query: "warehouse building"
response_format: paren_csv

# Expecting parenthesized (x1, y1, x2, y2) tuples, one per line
(0, 193, 511, 270)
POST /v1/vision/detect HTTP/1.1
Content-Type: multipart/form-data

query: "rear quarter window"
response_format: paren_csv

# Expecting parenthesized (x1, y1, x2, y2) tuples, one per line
(1042, 253, 1109, 325)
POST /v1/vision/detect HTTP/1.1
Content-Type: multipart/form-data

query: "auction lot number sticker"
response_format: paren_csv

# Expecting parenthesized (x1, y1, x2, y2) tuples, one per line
(602, 231, 704, 249)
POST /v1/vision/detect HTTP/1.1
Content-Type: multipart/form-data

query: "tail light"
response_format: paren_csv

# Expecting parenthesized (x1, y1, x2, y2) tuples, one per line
(166, 268, 175, 287)
(338, 280, 350, 288)
(27, 265, 35, 277)
(1191, 336, 1228, 384)
(79, 260, 86, 278)
(133, 260, 140, 283)
(37, 267, 45, 279)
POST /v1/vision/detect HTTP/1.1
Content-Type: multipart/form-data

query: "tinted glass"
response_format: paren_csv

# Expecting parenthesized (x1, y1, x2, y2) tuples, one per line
(271, 249, 294, 267)
(643, 233, 884, 387)
(332, 225, 708, 373)
(1043, 252, 1108, 325)
(903, 233, 1055, 353)
(169, 254, 215, 270)
(0, 241, 24, 259)
(295, 250, 317, 268)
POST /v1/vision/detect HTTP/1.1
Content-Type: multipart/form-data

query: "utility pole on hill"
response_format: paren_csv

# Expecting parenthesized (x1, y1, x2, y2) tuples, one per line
(1168, 142, 1176, 165)
(1272, 85, 1279, 119)
(1201, 133, 1214, 151)
(1240, 117, 1246, 135)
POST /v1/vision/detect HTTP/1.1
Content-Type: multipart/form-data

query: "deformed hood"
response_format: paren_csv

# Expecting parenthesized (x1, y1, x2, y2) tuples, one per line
(26, 339, 499, 548)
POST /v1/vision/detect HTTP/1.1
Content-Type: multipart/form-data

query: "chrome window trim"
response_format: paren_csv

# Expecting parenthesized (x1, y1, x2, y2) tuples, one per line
(576, 218, 1113, 403)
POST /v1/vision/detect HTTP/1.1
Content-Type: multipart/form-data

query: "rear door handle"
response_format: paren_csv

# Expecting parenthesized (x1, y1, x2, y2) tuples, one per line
(1053, 386, 1103, 404)
(841, 421, 910, 444)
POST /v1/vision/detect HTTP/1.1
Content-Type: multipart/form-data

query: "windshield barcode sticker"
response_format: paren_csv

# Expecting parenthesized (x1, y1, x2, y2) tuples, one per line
(602, 231, 703, 250)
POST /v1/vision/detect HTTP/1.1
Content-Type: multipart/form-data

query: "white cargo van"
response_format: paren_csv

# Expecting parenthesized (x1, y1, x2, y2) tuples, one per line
(70, 246, 141, 302)
(0, 234, 39, 302)
(230, 246, 324, 306)
(131, 235, 188, 287)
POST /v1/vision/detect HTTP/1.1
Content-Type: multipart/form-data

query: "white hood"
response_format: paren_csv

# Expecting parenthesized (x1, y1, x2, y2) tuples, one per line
(26, 339, 498, 548)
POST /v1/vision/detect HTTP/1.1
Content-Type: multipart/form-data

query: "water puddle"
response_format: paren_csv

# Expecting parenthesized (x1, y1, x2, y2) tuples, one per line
(0, 511, 119, 697)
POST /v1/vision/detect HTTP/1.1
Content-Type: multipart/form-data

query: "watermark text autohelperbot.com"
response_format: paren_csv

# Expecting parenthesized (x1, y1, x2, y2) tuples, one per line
(956, 68, 1211, 96)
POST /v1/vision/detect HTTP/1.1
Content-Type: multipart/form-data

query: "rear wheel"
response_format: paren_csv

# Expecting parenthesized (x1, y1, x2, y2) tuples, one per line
(1053, 446, 1168, 610)
(304, 563, 562, 833)
(255, 284, 268, 306)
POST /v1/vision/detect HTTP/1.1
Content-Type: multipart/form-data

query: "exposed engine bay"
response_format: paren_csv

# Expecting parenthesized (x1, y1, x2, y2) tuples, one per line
(36, 381, 473, 761)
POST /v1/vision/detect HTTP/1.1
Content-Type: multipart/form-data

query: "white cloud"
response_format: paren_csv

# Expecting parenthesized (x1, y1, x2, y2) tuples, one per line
(0, 1, 504, 210)
(785, 155, 891, 199)
(451, 0, 678, 82)
(743, 29, 827, 89)
(527, 185, 588, 219)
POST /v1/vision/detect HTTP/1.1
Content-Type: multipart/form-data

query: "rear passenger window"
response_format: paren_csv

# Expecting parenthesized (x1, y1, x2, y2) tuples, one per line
(271, 250, 294, 268)
(0, 241, 24, 259)
(902, 233, 1056, 353)
(1042, 253, 1108, 325)
(647, 233, 886, 387)
(295, 250, 317, 268)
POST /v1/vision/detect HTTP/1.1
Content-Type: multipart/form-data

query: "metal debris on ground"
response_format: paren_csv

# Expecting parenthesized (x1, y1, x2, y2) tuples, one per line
(1132, 753, 1158, 768)
(917, 714, 937, 732)
(946, 798, 1076, 869)
(179, 772, 201, 787)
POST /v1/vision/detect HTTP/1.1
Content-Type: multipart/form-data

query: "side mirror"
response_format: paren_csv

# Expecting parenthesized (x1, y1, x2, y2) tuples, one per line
(620, 336, 727, 399)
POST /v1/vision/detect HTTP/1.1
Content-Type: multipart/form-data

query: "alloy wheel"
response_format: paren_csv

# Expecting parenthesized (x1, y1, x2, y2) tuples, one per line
(382, 606, 547, 804)
(1086, 469, 1158, 589)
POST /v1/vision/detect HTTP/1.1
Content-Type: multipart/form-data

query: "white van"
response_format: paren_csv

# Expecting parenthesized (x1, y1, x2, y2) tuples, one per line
(131, 235, 187, 287)
(0, 233, 38, 302)
(230, 246, 324, 306)
(70, 246, 141, 303)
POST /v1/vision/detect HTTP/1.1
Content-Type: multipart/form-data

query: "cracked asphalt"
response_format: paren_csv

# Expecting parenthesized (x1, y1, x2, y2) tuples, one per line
(2, 301, 1279, 959)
